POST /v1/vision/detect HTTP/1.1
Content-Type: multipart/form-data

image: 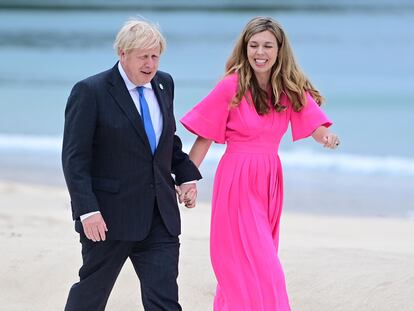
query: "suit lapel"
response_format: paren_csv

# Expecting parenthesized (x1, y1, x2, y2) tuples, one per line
(107, 64, 152, 151)
(151, 74, 169, 151)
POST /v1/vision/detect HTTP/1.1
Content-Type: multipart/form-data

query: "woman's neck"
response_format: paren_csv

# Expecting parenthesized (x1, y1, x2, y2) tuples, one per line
(254, 72, 271, 90)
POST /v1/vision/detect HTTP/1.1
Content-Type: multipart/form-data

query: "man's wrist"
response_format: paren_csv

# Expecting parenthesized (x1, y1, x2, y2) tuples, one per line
(181, 180, 197, 185)
(80, 211, 100, 222)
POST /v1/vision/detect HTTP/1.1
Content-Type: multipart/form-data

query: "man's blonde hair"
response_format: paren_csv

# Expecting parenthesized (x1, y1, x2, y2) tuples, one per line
(113, 18, 166, 55)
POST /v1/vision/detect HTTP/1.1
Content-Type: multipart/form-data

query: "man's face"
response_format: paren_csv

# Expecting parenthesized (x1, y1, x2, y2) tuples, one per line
(119, 46, 161, 85)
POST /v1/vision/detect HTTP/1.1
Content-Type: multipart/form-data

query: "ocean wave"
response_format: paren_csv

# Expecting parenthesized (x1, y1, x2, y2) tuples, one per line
(1, 134, 413, 176)
(278, 149, 414, 176)
(0, 134, 62, 153)
(201, 145, 414, 177)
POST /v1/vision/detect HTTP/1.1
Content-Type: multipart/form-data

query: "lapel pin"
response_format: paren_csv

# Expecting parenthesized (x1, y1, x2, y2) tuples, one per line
(159, 83, 164, 90)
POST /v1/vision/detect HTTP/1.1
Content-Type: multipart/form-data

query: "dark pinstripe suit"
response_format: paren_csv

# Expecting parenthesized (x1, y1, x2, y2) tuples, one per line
(62, 63, 201, 310)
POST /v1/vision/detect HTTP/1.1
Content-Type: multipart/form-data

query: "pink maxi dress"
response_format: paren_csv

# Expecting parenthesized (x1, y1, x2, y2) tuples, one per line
(180, 74, 332, 311)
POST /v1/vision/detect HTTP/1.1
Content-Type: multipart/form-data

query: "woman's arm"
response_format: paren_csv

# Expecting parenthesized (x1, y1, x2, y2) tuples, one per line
(312, 126, 340, 149)
(178, 136, 213, 207)
(189, 136, 213, 167)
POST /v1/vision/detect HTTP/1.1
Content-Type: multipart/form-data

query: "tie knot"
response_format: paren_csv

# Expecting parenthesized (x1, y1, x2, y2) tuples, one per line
(137, 86, 144, 96)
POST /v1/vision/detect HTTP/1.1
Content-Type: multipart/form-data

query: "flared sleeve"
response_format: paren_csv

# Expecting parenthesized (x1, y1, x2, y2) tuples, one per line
(180, 75, 235, 144)
(290, 92, 333, 141)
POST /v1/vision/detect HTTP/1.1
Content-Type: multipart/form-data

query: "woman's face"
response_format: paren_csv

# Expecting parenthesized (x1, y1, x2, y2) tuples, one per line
(247, 30, 278, 78)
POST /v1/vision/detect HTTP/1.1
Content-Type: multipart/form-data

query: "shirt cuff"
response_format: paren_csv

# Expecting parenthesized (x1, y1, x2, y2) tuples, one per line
(181, 180, 197, 185)
(80, 211, 100, 222)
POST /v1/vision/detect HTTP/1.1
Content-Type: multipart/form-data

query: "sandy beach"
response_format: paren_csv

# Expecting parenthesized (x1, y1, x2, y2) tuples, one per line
(1, 2, 414, 310)
(1, 181, 413, 311)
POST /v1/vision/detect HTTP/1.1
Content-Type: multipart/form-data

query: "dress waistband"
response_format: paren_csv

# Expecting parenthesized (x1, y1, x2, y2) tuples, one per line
(225, 141, 279, 154)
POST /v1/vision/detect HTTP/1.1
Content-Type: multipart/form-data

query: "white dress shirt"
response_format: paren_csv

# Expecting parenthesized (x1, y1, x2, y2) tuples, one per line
(118, 62, 163, 145)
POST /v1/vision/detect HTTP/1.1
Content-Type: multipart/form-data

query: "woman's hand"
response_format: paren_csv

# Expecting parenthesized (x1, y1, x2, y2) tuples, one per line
(182, 188, 197, 209)
(176, 183, 198, 208)
(312, 126, 340, 149)
(322, 133, 340, 149)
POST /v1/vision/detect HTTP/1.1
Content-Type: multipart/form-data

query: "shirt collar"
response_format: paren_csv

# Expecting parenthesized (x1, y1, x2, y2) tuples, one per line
(118, 62, 153, 91)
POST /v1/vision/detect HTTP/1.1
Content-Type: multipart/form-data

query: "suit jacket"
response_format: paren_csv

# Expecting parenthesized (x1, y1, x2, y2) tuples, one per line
(62, 63, 202, 241)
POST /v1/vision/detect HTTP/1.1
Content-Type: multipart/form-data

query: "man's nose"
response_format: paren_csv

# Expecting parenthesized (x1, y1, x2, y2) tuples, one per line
(147, 58, 157, 67)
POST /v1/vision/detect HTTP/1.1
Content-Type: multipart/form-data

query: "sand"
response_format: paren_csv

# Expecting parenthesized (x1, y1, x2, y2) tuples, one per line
(1, 181, 413, 311)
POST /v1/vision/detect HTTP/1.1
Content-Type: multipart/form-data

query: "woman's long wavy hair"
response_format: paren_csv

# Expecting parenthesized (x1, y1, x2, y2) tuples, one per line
(225, 17, 324, 114)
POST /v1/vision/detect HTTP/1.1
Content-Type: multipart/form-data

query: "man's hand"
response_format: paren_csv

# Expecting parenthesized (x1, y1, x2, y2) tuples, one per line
(82, 213, 108, 242)
(177, 183, 197, 208)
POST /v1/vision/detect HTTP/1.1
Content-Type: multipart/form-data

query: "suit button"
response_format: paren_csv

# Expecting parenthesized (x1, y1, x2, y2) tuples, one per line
(149, 183, 154, 188)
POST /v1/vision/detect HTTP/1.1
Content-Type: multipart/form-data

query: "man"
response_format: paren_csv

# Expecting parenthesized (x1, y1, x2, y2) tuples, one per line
(62, 18, 201, 310)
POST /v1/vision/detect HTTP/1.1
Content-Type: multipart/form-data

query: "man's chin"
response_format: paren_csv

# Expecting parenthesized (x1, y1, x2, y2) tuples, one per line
(138, 73, 156, 85)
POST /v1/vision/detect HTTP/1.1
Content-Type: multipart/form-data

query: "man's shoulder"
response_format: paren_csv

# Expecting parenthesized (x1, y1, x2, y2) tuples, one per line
(155, 70, 173, 84)
(75, 65, 116, 89)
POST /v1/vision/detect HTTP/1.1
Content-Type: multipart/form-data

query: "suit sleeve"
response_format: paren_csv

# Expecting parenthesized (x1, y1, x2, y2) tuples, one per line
(62, 81, 100, 220)
(166, 74, 202, 185)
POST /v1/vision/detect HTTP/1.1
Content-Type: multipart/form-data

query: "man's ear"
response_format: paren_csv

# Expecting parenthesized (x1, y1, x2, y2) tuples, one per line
(119, 49, 126, 61)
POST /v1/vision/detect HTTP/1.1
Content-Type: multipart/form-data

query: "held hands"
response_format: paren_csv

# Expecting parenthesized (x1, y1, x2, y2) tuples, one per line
(82, 213, 108, 242)
(176, 183, 198, 209)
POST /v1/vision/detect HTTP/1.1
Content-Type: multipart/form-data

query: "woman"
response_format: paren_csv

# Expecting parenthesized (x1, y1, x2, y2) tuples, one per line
(180, 17, 339, 310)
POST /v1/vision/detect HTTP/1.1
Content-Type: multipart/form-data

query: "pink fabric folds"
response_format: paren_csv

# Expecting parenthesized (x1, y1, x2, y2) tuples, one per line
(180, 73, 332, 311)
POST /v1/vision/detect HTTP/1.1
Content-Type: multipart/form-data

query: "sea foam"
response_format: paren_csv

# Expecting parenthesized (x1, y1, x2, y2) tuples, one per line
(1, 134, 413, 176)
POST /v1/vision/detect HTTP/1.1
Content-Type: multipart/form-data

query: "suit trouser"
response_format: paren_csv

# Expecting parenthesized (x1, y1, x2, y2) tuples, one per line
(64, 207, 182, 311)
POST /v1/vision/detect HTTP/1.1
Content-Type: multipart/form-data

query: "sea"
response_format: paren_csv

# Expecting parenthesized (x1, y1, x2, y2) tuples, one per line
(0, 3, 413, 217)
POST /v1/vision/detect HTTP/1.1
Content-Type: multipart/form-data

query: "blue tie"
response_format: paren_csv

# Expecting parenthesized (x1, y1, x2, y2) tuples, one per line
(137, 86, 156, 154)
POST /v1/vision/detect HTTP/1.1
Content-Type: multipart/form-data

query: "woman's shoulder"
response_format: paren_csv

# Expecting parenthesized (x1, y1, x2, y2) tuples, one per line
(280, 90, 319, 114)
(214, 73, 238, 93)
(222, 72, 238, 83)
